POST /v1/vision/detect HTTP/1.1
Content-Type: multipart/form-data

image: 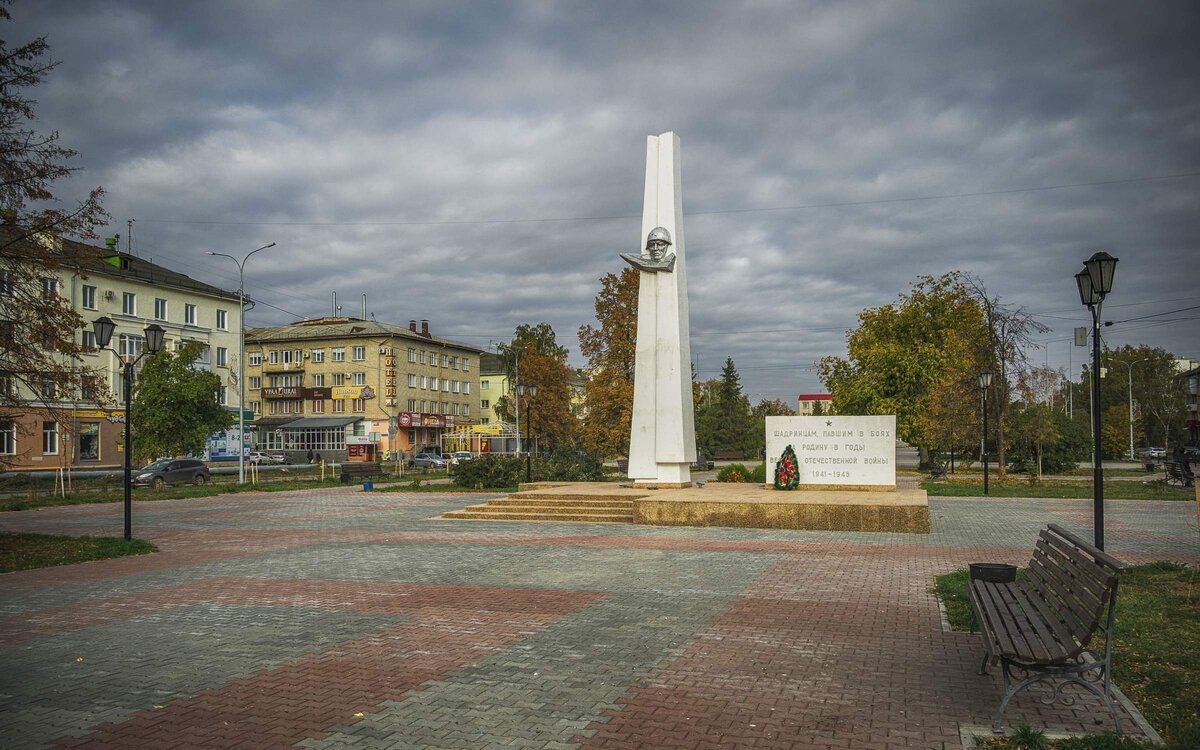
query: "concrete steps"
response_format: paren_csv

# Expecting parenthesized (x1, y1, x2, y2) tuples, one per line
(442, 496, 635, 524)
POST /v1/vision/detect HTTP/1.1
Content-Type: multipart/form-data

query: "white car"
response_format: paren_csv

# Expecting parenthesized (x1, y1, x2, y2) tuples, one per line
(247, 451, 286, 465)
(449, 451, 474, 465)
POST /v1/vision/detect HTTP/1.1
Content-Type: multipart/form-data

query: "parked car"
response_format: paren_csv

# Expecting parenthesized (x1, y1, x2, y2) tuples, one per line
(1139, 447, 1167, 460)
(247, 451, 286, 465)
(449, 451, 474, 465)
(408, 452, 448, 469)
(134, 458, 210, 488)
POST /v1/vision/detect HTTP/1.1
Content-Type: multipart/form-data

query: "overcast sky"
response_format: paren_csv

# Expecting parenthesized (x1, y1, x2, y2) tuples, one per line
(11, 1, 1199, 403)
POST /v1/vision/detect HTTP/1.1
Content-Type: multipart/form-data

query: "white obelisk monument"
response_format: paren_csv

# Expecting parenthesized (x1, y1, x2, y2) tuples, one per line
(623, 132, 696, 487)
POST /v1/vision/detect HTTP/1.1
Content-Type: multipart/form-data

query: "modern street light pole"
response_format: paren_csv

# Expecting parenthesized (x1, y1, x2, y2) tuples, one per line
(1125, 358, 1148, 460)
(207, 243, 275, 483)
(1075, 251, 1119, 550)
(91, 316, 165, 541)
(979, 371, 992, 496)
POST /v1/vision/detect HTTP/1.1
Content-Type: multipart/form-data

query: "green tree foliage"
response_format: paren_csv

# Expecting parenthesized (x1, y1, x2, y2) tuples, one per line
(0, 5, 109, 465)
(1007, 410, 1089, 475)
(749, 398, 795, 456)
(130, 342, 233, 461)
(494, 323, 577, 450)
(819, 273, 988, 466)
(1102, 345, 1189, 449)
(694, 359, 755, 459)
(577, 268, 638, 458)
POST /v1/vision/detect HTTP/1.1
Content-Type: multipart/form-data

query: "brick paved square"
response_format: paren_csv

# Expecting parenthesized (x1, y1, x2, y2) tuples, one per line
(1, 488, 1195, 749)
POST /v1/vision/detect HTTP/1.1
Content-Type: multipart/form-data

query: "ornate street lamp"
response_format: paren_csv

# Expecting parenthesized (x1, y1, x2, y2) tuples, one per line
(979, 371, 992, 496)
(517, 383, 538, 482)
(1076, 251, 1118, 550)
(92, 316, 166, 540)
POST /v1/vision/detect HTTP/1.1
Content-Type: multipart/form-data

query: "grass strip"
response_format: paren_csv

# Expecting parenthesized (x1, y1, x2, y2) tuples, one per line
(934, 563, 1199, 749)
(922, 479, 1192, 501)
(0, 532, 156, 573)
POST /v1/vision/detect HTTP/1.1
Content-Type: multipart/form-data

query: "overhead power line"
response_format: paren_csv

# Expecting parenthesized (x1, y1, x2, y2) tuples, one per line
(135, 170, 1200, 228)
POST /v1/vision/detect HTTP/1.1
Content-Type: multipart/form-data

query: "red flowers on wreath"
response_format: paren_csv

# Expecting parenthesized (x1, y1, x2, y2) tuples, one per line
(774, 444, 800, 491)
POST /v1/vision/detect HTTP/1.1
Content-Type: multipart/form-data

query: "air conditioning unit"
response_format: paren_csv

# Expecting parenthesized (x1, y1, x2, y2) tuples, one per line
(103, 290, 116, 301)
(303, 351, 310, 358)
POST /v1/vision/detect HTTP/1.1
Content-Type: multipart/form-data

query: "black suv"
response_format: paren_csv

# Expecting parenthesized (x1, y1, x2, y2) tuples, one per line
(134, 458, 210, 488)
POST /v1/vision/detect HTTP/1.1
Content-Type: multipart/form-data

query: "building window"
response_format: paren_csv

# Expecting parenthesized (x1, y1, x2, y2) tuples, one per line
(122, 292, 136, 315)
(452, 380, 460, 393)
(81, 330, 98, 352)
(332, 399, 345, 413)
(407, 347, 416, 362)
(0, 420, 15, 454)
(154, 298, 168, 320)
(462, 404, 470, 417)
(41, 375, 57, 400)
(119, 334, 143, 358)
(312, 399, 325, 413)
(481, 380, 489, 390)
(217, 347, 228, 367)
(481, 399, 490, 409)
(332, 373, 345, 386)
(218, 386, 228, 405)
(351, 398, 365, 413)
(442, 379, 450, 392)
(312, 374, 324, 387)
(281, 350, 292, 365)
(420, 400, 427, 413)
(185, 303, 196, 325)
(352, 372, 365, 386)
(81, 375, 99, 401)
(216, 309, 228, 330)
(462, 357, 470, 372)
(479, 416, 488, 425)
(407, 374, 416, 388)
(78, 422, 100, 461)
(352, 346, 365, 361)
(0, 270, 11, 296)
(311, 349, 325, 363)
(248, 376, 261, 390)
(42, 421, 58, 454)
(248, 351, 261, 366)
(268, 351, 278, 364)
(450, 356, 457, 369)
(441, 354, 448, 367)
(82, 285, 97, 310)
(462, 382, 470, 394)
(331, 347, 345, 362)
(42, 278, 58, 298)
(407, 399, 417, 412)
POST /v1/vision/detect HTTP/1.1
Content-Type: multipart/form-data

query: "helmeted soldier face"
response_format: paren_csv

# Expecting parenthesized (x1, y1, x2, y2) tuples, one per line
(645, 227, 672, 260)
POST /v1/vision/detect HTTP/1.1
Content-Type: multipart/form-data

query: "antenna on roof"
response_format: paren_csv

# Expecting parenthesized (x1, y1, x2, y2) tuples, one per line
(127, 218, 136, 257)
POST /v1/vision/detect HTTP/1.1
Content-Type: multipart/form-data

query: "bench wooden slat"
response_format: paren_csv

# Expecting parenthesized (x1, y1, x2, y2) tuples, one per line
(1024, 560, 1098, 644)
(971, 581, 1023, 661)
(1039, 532, 1115, 591)
(990, 584, 1057, 663)
(1030, 548, 1105, 622)
(1047, 523, 1127, 572)
(1013, 578, 1079, 659)
(1001, 585, 1073, 663)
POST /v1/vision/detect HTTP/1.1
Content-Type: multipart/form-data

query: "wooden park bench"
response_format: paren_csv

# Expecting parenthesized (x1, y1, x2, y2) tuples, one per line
(712, 451, 742, 461)
(338, 462, 384, 484)
(929, 462, 947, 481)
(968, 524, 1128, 734)
(1164, 460, 1194, 487)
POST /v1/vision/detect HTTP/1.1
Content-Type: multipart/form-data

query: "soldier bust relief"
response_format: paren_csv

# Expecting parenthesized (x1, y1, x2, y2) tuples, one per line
(620, 226, 676, 273)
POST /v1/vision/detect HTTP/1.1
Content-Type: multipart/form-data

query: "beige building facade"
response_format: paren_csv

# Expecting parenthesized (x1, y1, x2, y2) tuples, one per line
(245, 318, 483, 460)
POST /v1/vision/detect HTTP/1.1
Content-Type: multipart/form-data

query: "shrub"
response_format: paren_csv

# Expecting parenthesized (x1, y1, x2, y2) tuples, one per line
(450, 454, 525, 489)
(1008, 411, 1090, 475)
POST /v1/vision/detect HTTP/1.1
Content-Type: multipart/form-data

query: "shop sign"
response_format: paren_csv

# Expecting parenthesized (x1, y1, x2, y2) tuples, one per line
(398, 413, 412, 427)
(471, 424, 502, 435)
(331, 385, 375, 400)
(422, 415, 445, 427)
(263, 386, 301, 399)
(303, 387, 332, 399)
(396, 412, 445, 428)
(346, 435, 375, 445)
(72, 409, 119, 420)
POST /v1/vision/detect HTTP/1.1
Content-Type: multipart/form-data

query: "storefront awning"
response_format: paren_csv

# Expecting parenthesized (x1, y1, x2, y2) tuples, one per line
(283, 416, 361, 429)
(253, 417, 299, 429)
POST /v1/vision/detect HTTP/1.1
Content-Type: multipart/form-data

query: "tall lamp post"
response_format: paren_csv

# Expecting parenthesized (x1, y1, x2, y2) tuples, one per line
(1075, 251, 1119, 550)
(517, 382, 538, 482)
(1125, 358, 1148, 460)
(92, 316, 165, 541)
(979, 371, 992, 496)
(207, 242, 275, 483)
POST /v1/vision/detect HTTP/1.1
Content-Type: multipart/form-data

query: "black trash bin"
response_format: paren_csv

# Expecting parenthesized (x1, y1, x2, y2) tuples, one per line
(969, 562, 1017, 583)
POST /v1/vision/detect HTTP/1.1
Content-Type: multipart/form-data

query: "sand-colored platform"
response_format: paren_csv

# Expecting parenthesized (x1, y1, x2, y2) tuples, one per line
(443, 481, 930, 533)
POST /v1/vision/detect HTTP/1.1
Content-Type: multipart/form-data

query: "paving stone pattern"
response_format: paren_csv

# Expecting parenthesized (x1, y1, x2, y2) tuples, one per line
(0, 488, 1196, 749)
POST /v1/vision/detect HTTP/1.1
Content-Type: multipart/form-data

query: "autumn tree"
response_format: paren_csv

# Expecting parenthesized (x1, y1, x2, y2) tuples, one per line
(749, 398, 795, 457)
(577, 268, 638, 458)
(1009, 366, 1065, 478)
(0, 5, 109, 466)
(130, 342, 233, 461)
(494, 323, 577, 451)
(964, 274, 1050, 475)
(819, 273, 988, 467)
(1103, 345, 1188, 450)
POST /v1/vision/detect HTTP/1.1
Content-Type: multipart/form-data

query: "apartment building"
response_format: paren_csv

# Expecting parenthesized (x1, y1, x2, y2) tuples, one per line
(245, 318, 484, 460)
(1, 236, 243, 471)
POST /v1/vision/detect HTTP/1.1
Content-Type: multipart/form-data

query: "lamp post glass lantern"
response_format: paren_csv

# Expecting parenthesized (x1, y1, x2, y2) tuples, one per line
(93, 317, 166, 541)
(1076, 251, 1118, 550)
(979, 372, 991, 496)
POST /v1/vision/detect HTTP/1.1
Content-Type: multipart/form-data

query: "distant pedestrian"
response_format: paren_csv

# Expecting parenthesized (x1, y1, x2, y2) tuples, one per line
(307, 449, 315, 464)
(1173, 446, 1194, 487)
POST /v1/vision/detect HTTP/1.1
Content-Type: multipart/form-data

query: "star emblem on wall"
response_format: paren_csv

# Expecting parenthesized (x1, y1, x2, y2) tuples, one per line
(826, 420, 833, 426)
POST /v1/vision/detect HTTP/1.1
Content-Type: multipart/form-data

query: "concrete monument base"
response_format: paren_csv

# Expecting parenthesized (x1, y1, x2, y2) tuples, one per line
(443, 481, 929, 533)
